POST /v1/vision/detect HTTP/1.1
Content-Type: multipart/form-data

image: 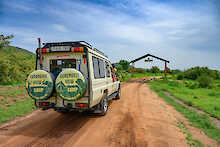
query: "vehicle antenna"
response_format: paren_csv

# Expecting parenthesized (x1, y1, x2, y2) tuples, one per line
(38, 38, 43, 69)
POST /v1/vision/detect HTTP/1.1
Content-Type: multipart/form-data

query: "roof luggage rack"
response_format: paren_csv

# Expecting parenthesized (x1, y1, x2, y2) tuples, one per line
(43, 41, 92, 48)
(42, 41, 108, 58)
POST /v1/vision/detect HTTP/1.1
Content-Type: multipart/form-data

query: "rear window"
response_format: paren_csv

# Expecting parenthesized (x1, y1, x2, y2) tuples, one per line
(50, 59, 76, 78)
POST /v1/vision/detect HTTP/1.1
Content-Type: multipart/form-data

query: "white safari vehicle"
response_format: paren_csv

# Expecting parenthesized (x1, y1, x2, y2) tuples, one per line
(26, 40, 120, 115)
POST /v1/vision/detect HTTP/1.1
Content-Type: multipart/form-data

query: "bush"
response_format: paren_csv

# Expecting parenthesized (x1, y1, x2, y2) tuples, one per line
(0, 46, 35, 85)
(134, 68, 146, 73)
(197, 75, 213, 88)
(177, 74, 184, 80)
(168, 81, 179, 87)
(189, 82, 199, 89)
(182, 66, 220, 80)
(150, 66, 160, 73)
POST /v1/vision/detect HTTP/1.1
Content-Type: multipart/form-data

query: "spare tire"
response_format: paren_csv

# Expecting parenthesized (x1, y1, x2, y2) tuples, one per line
(26, 70, 54, 100)
(55, 69, 87, 101)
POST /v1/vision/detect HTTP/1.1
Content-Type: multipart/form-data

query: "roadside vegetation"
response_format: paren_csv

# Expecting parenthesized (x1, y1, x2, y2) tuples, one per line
(0, 86, 36, 124)
(113, 61, 220, 144)
(114, 60, 168, 81)
(148, 67, 220, 144)
(0, 34, 36, 124)
(0, 34, 35, 85)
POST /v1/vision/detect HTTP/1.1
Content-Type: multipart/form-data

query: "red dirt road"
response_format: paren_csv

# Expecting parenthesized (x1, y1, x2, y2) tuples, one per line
(0, 82, 218, 147)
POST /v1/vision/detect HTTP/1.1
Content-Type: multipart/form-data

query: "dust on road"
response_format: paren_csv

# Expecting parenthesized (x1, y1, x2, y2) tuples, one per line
(0, 82, 218, 147)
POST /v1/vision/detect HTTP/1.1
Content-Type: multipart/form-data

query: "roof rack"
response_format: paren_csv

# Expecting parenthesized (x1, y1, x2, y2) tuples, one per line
(93, 48, 108, 58)
(43, 41, 92, 48)
(42, 41, 108, 58)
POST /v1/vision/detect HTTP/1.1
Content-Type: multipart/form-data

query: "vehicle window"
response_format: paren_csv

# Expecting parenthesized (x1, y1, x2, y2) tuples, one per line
(105, 61, 111, 77)
(92, 56, 100, 79)
(99, 59, 105, 78)
(50, 59, 76, 78)
(92, 56, 105, 79)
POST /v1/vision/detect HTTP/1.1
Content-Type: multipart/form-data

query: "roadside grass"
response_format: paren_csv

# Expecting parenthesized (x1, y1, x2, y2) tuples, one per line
(149, 79, 220, 120)
(131, 72, 164, 78)
(149, 80, 220, 144)
(0, 82, 25, 88)
(176, 120, 203, 147)
(0, 86, 35, 124)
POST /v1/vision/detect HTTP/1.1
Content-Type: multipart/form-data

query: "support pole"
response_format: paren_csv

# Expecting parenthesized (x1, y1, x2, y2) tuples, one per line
(131, 63, 135, 73)
(164, 61, 167, 78)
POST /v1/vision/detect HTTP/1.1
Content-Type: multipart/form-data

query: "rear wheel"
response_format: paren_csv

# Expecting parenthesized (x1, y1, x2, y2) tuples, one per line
(115, 86, 121, 100)
(100, 96, 108, 116)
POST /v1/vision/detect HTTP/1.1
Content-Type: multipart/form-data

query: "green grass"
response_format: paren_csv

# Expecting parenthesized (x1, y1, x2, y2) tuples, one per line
(0, 86, 36, 124)
(131, 72, 165, 78)
(0, 83, 25, 88)
(149, 80, 220, 144)
(149, 79, 220, 120)
(176, 120, 203, 147)
(0, 98, 35, 124)
(0, 87, 26, 97)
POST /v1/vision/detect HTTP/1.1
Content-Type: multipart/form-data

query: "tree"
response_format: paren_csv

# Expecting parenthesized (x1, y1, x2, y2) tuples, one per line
(0, 34, 14, 49)
(118, 60, 130, 71)
(150, 66, 160, 73)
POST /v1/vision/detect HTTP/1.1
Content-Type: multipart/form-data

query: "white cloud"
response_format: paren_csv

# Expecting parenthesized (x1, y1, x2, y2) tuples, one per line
(52, 24, 68, 32)
(1, 0, 220, 70)
(2, 0, 37, 13)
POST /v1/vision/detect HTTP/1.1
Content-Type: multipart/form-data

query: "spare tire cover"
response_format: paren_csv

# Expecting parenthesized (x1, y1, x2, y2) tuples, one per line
(26, 70, 54, 100)
(55, 69, 86, 101)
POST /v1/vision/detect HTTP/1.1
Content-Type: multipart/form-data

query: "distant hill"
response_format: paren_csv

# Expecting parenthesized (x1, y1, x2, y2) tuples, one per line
(0, 46, 35, 85)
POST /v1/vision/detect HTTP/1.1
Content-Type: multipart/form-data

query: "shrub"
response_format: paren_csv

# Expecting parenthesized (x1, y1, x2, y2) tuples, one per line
(197, 75, 213, 88)
(168, 81, 179, 87)
(189, 83, 199, 89)
(150, 66, 161, 73)
(182, 66, 220, 80)
(177, 74, 184, 80)
(134, 68, 146, 73)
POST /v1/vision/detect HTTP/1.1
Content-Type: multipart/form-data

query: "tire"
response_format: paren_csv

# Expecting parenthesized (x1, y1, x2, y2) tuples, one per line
(55, 69, 87, 101)
(115, 87, 121, 100)
(100, 96, 108, 116)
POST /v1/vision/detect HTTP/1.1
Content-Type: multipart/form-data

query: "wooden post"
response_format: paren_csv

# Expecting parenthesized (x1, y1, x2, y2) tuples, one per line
(131, 63, 135, 73)
(164, 61, 167, 78)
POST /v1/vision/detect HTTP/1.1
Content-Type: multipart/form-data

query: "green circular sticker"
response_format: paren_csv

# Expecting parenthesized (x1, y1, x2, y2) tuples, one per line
(55, 69, 86, 101)
(26, 70, 54, 100)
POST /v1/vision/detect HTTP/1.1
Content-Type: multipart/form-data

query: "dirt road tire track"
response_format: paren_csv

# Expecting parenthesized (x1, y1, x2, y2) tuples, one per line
(0, 82, 218, 147)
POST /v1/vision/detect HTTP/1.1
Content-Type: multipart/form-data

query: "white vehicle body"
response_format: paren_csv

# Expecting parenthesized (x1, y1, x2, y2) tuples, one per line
(31, 41, 120, 114)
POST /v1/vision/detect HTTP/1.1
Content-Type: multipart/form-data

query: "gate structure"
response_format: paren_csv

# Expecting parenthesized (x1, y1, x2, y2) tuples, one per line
(130, 54, 170, 77)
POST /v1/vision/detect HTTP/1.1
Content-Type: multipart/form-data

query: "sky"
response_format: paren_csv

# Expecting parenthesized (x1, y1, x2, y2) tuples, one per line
(0, 0, 220, 70)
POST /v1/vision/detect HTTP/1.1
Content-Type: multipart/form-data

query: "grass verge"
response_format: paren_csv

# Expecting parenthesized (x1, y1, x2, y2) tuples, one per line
(149, 83, 220, 144)
(176, 120, 203, 147)
(0, 98, 35, 124)
(0, 86, 36, 125)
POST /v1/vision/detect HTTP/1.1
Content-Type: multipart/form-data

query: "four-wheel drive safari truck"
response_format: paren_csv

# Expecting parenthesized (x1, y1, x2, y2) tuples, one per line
(25, 40, 120, 115)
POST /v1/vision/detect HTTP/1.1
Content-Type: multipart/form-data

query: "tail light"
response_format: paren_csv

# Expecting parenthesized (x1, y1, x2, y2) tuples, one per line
(37, 48, 49, 53)
(39, 102, 50, 106)
(71, 47, 84, 52)
(76, 103, 87, 108)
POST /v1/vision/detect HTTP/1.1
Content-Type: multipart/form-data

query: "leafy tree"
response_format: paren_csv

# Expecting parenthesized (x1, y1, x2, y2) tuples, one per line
(183, 66, 220, 80)
(119, 60, 130, 71)
(115, 60, 131, 72)
(150, 66, 160, 73)
(197, 75, 213, 88)
(0, 46, 35, 85)
(0, 34, 14, 49)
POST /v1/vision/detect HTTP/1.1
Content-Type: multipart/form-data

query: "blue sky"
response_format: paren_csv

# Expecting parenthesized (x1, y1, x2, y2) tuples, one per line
(0, 0, 220, 70)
